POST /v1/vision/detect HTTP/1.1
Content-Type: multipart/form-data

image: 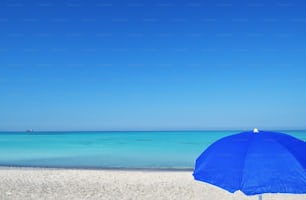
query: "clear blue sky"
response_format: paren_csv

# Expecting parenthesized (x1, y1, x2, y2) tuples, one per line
(1, 0, 306, 131)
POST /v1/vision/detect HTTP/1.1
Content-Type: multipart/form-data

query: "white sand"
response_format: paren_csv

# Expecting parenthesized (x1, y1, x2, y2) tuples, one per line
(0, 168, 305, 200)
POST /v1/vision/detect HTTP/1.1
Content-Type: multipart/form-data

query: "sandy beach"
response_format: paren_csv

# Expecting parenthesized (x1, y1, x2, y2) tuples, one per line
(0, 168, 305, 200)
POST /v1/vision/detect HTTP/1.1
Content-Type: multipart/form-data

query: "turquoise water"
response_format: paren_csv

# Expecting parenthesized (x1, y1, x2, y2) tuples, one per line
(0, 130, 305, 169)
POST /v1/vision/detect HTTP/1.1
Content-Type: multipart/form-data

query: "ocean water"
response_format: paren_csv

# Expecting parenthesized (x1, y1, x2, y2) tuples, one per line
(0, 130, 305, 169)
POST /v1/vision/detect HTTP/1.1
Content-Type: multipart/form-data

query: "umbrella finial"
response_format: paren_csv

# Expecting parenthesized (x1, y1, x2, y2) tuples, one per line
(253, 128, 259, 133)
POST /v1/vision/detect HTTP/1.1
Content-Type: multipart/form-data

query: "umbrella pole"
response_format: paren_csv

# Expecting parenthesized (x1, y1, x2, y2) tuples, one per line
(258, 194, 262, 200)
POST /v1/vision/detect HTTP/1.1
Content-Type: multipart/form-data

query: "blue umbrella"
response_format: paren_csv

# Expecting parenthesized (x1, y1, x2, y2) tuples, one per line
(193, 129, 306, 200)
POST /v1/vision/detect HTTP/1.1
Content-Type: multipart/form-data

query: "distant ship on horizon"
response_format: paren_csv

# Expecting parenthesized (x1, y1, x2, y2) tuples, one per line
(26, 129, 34, 132)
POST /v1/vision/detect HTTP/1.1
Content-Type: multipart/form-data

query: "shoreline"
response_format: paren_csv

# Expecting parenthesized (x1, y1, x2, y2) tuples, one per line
(0, 165, 194, 172)
(1, 167, 305, 200)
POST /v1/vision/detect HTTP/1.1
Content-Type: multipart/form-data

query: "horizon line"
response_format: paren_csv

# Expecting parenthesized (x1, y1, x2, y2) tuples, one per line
(0, 128, 305, 132)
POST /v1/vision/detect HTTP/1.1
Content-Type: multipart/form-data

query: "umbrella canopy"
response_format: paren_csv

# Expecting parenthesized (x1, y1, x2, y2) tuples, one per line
(193, 129, 306, 196)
